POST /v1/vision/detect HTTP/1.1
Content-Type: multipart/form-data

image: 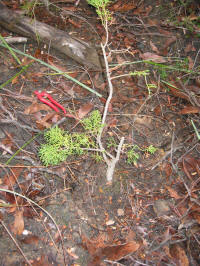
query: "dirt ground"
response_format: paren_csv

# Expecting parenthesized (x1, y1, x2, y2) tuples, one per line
(0, 0, 200, 265)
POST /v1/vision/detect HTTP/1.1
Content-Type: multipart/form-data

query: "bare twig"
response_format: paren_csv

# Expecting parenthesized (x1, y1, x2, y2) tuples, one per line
(0, 96, 40, 133)
(0, 220, 32, 266)
(97, 21, 124, 182)
(0, 188, 67, 265)
(151, 145, 183, 170)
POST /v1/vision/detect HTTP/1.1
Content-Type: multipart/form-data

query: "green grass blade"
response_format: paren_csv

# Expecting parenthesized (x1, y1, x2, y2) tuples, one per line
(191, 120, 200, 140)
(0, 63, 32, 89)
(5, 132, 42, 165)
(109, 59, 200, 75)
(0, 43, 102, 97)
(0, 34, 21, 65)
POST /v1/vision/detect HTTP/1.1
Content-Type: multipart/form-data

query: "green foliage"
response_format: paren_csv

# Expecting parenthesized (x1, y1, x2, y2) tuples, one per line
(39, 111, 102, 166)
(39, 127, 93, 166)
(127, 145, 140, 165)
(39, 143, 68, 166)
(38, 110, 158, 167)
(21, 0, 35, 13)
(20, 0, 43, 17)
(145, 144, 157, 154)
(106, 137, 117, 149)
(165, 0, 200, 37)
(130, 70, 150, 77)
(82, 110, 103, 134)
(88, 0, 110, 7)
(92, 152, 103, 162)
(126, 144, 157, 165)
(44, 126, 65, 146)
(87, 0, 112, 25)
(174, 15, 200, 36)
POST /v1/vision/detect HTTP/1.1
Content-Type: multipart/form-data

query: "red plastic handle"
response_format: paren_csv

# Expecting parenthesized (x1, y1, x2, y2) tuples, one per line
(34, 91, 66, 114)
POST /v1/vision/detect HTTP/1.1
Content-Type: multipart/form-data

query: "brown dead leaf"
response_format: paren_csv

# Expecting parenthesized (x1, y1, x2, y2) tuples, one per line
(162, 162, 172, 178)
(188, 14, 199, 21)
(179, 106, 200, 114)
(192, 212, 200, 224)
(59, 81, 75, 97)
(24, 101, 51, 114)
(68, 18, 81, 28)
(170, 244, 189, 266)
(182, 155, 200, 181)
(166, 186, 182, 199)
(103, 241, 140, 260)
(142, 5, 153, 16)
(62, 6, 80, 12)
(140, 52, 167, 63)
(187, 85, 200, 94)
(116, 55, 125, 65)
(31, 254, 52, 266)
(107, 117, 117, 128)
(11, 75, 19, 85)
(109, 1, 136, 12)
(158, 28, 173, 36)
(150, 41, 159, 53)
(81, 233, 107, 255)
(1, 132, 14, 151)
(161, 36, 176, 56)
(77, 102, 94, 119)
(124, 36, 136, 49)
(89, 241, 140, 265)
(126, 230, 136, 241)
(185, 43, 196, 53)
(3, 167, 23, 188)
(36, 112, 56, 129)
(163, 82, 190, 101)
(147, 18, 159, 26)
(12, 209, 24, 235)
(188, 56, 194, 70)
(21, 235, 40, 245)
(82, 232, 139, 266)
(100, 97, 112, 112)
(134, 116, 153, 130)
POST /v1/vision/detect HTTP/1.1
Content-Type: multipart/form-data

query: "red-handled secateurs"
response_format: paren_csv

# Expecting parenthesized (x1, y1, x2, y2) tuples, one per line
(34, 90, 66, 114)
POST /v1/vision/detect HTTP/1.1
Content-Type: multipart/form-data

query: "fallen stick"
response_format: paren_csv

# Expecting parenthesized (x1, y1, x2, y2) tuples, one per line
(0, 36, 27, 44)
(0, 1, 101, 70)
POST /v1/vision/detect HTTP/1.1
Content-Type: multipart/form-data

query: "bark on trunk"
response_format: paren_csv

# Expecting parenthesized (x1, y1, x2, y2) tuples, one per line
(0, 1, 101, 70)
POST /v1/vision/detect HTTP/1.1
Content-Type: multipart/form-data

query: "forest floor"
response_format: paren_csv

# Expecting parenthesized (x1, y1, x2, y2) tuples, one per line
(0, 0, 200, 265)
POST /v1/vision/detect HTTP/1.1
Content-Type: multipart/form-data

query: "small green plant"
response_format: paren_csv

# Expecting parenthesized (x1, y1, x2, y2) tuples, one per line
(127, 145, 140, 165)
(126, 144, 157, 165)
(87, 0, 112, 25)
(39, 111, 102, 166)
(145, 144, 157, 154)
